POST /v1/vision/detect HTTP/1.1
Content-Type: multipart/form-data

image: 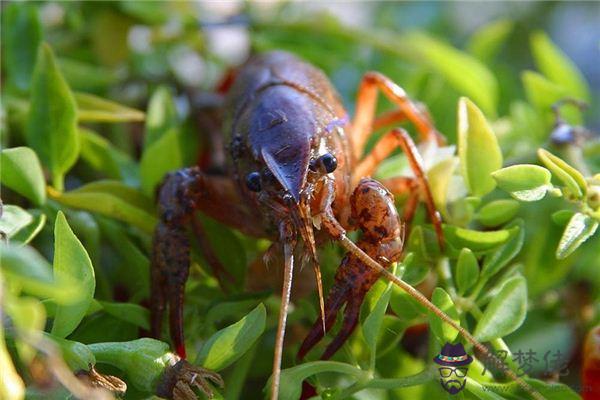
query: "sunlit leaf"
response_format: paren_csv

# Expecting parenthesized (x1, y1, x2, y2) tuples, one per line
(468, 20, 514, 63)
(538, 148, 587, 199)
(0, 323, 25, 400)
(458, 97, 503, 197)
(406, 33, 498, 115)
(530, 31, 590, 101)
(428, 288, 459, 343)
(443, 225, 512, 252)
(197, 304, 266, 371)
(492, 164, 553, 201)
(456, 248, 479, 295)
(51, 212, 96, 338)
(49, 182, 157, 234)
(474, 275, 527, 341)
(4, 295, 46, 362)
(26, 43, 79, 191)
(0, 147, 46, 205)
(556, 212, 598, 260)
(75, 92, 144, 123)
(427, 157, 459, 220)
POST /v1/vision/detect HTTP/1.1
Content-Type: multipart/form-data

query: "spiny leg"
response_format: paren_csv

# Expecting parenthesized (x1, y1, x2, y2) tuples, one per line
(352, 71, 444, 160)
(299, 178, 405, 360)
(354, 128, 444, 249)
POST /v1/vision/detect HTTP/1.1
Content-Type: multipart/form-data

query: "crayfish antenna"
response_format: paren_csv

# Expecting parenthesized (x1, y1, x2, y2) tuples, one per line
(270, 225, 295, 400)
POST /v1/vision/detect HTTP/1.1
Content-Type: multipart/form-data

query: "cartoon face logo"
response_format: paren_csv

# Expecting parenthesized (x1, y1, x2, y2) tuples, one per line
(433, 342, 473, 394)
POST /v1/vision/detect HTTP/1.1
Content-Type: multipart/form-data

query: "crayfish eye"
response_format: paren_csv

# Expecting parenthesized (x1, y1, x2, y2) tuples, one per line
(320, 153, 337, 173)
(245, 172, 261, 192)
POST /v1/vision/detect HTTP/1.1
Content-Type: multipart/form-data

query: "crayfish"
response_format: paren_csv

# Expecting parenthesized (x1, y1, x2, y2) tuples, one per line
(149, 51, 539, 400)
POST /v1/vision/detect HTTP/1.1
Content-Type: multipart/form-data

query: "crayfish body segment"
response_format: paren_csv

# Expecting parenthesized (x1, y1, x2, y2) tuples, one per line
(150, 51, 444, 399)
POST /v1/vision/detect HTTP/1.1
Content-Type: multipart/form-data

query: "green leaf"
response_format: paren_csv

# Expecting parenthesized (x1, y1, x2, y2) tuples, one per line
(492, 164, 553, 201)
(551, 209, 575, 227)
(474, 275, 527, 341)
(390, 285, 427, 321)
(45, 334, 96, 372)
(4, 295, 46, 362)
(556, 212, 599, 260)
(362, 282, 392, 353)
(197, 304, 266, 371)
(443, 225, 512, 252)
(427, 157, 459, 220)
(538, 149, 587, 199)
(428, 288, 459, 343)
(49, 181, 157, 234)
(476, 199, 520, 227)
(80, 128, 137, 181)
(275, 361, 364, 400)
(58, 58, 119, 91)
(458, 97, 503, 197)
(199, 216, 247, 292)
(481, 220, 524, 279)
(140, 128, 184, 195)
(0, 205, 33, 238)
(530, 31, 590, 101)
(521, 70, 580, 125)
(26, 43, 79, 191)
(98, 301, 149, 330)
(468, 20, 513, 63)
(0, 147, 46, 205)
(75, 92, 145, 123)
(3, 3, 42, 91)
(51, 212, 96, 338)
(406, 33, 498, 116)
(145, 86, 179, 149)
(12, 211, 46, 245)
(456, 248, 479, 295)
(0, 245, 81, 303)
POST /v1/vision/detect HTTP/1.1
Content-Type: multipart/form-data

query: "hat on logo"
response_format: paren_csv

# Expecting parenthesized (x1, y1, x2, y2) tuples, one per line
(433, 343, 473, 367)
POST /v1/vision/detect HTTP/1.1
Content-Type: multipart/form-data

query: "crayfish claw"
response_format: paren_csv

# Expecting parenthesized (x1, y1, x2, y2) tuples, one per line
(159, 359, 224, 400)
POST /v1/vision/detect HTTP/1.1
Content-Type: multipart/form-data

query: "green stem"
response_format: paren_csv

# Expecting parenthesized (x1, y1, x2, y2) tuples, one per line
(336, 367, 433, 398)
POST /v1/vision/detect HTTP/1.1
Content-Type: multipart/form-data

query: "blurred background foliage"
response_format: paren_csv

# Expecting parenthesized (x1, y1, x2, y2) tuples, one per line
(1, 1, 599, 400)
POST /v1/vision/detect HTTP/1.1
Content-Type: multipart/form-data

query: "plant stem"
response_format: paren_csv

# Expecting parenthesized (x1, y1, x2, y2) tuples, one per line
(337, 235, 545, 400)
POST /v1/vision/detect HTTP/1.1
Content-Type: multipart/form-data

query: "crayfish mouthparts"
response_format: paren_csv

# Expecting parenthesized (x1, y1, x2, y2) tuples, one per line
(156, 359, 224, 400)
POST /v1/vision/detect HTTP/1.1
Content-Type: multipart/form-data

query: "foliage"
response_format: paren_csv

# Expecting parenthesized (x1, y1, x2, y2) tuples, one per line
(1, 2, 598, 400)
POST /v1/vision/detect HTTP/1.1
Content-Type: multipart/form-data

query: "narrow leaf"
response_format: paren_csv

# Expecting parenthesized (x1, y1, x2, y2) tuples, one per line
(140, 128, 183, 195)
(362, 282, 392, 353)
(530, 31, 590, 101)
(75, 92, 145, 123)
(145, 86, 179, 149)
(197, 304, 266, 371)
(458, 97, 503, 197)
(468, 20, 513, 63)
(456, 248, 479, 295)
(538, 149, 587, 199)
(51, 212, 96, 338)
(26, 43, 79, 190)
(481, 220, 525, 279)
